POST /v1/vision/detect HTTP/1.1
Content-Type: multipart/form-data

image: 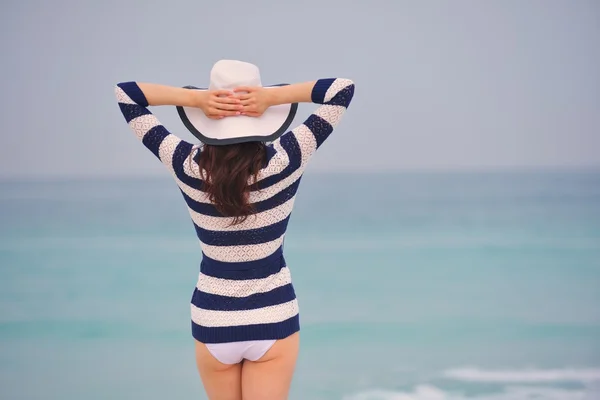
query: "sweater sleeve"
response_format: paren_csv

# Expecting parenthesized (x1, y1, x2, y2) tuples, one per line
(273, 78, 355, 169)
(114, 81, 194, 174)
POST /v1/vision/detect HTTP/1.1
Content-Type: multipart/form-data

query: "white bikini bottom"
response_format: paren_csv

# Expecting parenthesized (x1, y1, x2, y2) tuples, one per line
(205, 339, 276, 365)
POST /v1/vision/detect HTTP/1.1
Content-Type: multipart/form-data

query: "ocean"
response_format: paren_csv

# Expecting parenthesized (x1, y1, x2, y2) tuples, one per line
(1, 170, 599, 400)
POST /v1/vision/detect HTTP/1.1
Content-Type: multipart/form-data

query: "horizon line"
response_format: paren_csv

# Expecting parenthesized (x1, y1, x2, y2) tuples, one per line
(1, 165, 599, 183)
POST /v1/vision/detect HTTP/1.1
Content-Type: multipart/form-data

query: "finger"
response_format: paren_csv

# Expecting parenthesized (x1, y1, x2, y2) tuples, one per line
(209, 101, 242, 111)
(210, 108, 240, 117)
(233, 93, 253, 101)
(212, 89, 234, 97)
(240, 106, 260, 115)
(240, 104, 258, 112)
(213, 96, 241, 105)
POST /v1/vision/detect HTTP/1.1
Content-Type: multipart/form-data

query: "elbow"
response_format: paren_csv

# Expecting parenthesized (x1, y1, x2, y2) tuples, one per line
(338, 78, 354, 88)
(114, 83, 130, 104)
(337, 79, 355, 107)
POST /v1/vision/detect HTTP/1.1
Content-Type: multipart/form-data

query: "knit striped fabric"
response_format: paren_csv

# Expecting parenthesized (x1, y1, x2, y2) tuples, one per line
(115, 78, 355, 343)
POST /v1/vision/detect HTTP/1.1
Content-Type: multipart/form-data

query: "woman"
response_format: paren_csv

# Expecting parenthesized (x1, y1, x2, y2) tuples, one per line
(115, 59, 354, 400)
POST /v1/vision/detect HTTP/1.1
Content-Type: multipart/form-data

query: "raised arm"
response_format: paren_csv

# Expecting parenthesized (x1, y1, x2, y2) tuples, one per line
(114, 82, 243, 171)
(277, 79, 354, 165)
(114, 81, 193, 172)
(235, 79, 355, 168)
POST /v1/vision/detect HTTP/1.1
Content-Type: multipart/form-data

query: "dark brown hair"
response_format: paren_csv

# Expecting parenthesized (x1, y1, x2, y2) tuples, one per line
(191, 142, 266, 225)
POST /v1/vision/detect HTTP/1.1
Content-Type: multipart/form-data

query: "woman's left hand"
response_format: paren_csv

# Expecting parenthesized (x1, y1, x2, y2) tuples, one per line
(196, 90, 243, 120)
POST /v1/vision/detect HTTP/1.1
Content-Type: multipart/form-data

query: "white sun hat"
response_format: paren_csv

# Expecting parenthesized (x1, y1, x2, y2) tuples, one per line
(176, 60, 298, 145)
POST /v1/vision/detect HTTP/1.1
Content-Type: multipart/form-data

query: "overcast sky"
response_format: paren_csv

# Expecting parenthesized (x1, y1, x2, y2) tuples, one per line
(1, 0, 598, 178)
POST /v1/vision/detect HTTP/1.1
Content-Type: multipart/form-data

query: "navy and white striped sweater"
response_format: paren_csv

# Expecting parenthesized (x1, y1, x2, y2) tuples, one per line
(115, 78, 355, 343)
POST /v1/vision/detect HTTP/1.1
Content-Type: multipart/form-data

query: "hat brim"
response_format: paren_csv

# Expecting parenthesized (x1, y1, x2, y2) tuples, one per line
(176, 84, 298, 146)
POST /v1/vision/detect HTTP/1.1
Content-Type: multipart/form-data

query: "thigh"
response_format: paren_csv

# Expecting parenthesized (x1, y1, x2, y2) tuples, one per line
(241, 332, 300, 400)
(195, 340, 242, 400)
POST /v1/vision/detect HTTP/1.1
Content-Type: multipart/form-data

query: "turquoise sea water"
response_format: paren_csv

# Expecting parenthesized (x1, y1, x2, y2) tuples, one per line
(1, 171, 599, 400)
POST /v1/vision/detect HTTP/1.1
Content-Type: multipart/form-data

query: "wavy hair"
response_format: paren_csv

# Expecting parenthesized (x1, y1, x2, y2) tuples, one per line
(189, 142, 266, 225)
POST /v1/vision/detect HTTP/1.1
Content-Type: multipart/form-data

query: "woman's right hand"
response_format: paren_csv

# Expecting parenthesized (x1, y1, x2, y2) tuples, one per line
(233, 86, 273, 117)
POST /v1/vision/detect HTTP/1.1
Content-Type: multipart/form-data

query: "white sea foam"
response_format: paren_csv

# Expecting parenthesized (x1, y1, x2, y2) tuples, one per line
(343, 367, 600, 400)
(343, 385, 446, 400)
(443, 367, 600, 383)
(343, 384, 597, 400)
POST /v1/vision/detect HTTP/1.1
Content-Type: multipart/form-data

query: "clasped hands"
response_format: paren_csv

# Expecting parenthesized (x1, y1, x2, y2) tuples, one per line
(196, 87, 272, 120)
